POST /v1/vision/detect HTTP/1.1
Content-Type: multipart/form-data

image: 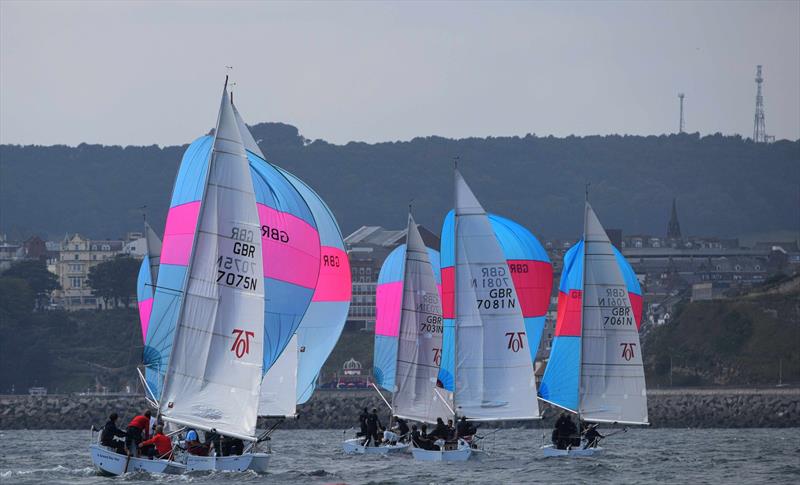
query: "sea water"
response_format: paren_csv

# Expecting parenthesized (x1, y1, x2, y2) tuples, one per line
(1, 428, 798, 484)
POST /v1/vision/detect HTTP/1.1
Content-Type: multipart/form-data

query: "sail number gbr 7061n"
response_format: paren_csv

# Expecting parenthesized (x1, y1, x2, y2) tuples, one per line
(598, 287, 633, 326)
(216, 227, 260, 291)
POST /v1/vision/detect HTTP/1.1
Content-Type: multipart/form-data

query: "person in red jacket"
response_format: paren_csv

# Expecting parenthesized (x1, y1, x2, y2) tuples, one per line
(139, 425, 173, 460)
(125, 410, 152, 457)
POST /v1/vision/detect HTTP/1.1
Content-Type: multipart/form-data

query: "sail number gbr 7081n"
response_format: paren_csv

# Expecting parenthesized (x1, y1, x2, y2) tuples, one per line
(216, 227, 260, 291)
(473, 265, 517, 310)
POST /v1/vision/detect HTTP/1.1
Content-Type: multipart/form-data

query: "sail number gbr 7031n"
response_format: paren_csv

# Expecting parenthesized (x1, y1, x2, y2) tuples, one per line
(216, 227, 260, 291)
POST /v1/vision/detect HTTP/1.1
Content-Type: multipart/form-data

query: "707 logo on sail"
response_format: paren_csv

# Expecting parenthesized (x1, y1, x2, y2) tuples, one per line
(231, 328, 255, 358)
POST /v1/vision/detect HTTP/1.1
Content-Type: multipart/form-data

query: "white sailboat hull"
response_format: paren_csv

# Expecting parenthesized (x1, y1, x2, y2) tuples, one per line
(185, 452, 270, 472)
(541, 444, 603, 458)
(89, 444, 186, 476)
(411, 440, 472, 462)
(342, 438, 409, 455)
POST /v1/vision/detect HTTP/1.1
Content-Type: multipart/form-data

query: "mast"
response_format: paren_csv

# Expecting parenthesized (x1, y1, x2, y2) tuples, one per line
(452, 162, 459, 422)
(577, 189, 590, 422)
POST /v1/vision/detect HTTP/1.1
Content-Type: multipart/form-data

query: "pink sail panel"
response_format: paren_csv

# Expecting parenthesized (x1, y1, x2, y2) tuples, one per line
(138, 298, 153, 341)
(312, 246, 352, 302)
(375, 280, 403, 337)
(441, 266, 455, 319)
(554, 289, 583, 337)
(160, 201, 201, 266)
(507, 259, 553, 318)
(630, 293, 644, 329)
(257, 204, 320, 289)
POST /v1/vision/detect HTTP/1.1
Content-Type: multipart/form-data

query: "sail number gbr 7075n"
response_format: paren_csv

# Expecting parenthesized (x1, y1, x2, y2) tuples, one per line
(216, 227, 260, 291)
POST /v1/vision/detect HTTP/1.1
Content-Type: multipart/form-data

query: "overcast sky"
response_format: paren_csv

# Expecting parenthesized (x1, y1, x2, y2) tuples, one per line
(1, 0, 798, 146)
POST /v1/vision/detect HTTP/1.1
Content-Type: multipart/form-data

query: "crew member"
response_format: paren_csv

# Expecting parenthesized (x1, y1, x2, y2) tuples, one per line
(456, 416, 477, 438)
(358, 407, 369, 438)
(431, 418, 450, 440)
(393, 417, 410, 441)
(100, 413, 126, 454)
(583, 423, 604, 449)
(185, 428, 209, 456)
(125, 410, 152, 457)
(139, 425, 173, 460)
(365, 408, 382, 446)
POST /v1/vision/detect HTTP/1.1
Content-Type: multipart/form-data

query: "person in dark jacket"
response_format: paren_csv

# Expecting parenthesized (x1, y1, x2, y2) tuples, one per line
(205, 429, 222, 456)
(126, 410, 152, 456)
(393, 416, 410, 441)
(430, 418, 450, 440)
(358, 407, 369, 438)
(100, 413, 127, 454)
(456, 416, 477, 438)
(582, 423, 604, 449)
(365, 408, 382, 446)
(410, 424, 434, 450)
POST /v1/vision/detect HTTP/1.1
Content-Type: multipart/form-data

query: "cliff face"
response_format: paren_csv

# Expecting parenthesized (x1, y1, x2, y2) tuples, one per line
(1, 388, 797, 430)
(644, 280, 800, 387)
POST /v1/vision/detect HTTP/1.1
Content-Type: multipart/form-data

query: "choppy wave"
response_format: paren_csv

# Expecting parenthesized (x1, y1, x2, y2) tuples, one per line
(0, 429, 798, 484)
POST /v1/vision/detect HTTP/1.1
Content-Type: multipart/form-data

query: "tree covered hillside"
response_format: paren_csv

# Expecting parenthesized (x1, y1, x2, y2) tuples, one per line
(1, 125, 798, 241)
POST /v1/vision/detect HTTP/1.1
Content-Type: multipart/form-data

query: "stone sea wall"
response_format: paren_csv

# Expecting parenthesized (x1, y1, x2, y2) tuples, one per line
(0, 388, 797, 430)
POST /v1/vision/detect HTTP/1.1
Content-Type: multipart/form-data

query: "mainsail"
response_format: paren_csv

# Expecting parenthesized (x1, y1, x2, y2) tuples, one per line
(539, 203, 648, 425)
(438, 169, 539, 420)
(158, 83, 265, 440)
(441, 211, 553, 367)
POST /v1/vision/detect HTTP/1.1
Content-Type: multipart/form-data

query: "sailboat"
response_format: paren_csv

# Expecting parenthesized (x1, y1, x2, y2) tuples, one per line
(344, 213, 450, 455)
(416, 169, 541, 462)
(539, 201, 648, 457)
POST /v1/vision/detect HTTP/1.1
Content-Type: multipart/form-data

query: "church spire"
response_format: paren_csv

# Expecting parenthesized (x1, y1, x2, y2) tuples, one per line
(667, 198, 682, 241)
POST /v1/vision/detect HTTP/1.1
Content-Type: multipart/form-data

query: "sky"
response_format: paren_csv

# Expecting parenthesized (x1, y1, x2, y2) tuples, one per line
(1, 0, 798, 146)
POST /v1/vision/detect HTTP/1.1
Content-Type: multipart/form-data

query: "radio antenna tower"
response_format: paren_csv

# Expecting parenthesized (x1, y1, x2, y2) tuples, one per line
(678, 93, 685, 133)
(753, 65, 767, 143)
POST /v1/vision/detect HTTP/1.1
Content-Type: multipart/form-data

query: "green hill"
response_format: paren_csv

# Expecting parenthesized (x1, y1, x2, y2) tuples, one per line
(644, 279, 800, 387)
(1, 126, 798, 241)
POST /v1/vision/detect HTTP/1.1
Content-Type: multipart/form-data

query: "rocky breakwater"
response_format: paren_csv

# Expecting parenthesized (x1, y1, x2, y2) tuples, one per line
(0, 388, 798, 430)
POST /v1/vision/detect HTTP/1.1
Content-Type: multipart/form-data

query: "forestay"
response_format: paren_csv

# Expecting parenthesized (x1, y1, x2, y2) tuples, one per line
(159, 85, 265, 441)
(392, 214, 453, 423)
(439, 170, 539, 420)
(579, 203, 648, 425)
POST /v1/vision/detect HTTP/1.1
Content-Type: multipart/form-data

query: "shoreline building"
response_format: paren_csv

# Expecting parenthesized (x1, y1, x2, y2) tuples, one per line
(50, 234, 127, 310)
